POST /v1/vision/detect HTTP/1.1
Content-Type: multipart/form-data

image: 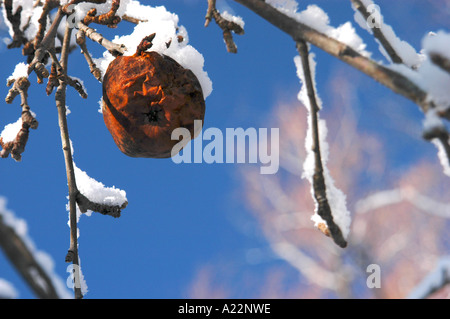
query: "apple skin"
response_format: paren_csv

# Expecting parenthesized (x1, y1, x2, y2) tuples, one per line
(102, 51, 205, 158)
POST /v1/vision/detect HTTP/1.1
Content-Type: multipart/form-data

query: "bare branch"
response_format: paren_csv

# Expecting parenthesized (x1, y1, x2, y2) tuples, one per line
(55, 23, 83, 299)
(75, 30, 103, 82)
(77, 21, 127, 56)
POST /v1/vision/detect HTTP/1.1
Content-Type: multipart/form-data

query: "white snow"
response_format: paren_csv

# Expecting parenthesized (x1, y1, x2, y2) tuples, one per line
(423, 31, 450, 61)
(69, 140, 128, 219)
(0, 110, 37, 144)
(7, 63, 29, 83)
(220, 11, 245, 29)
(432, 139, 450, 177)
(92, 1, 213, 98)
(423, 108, 446, 135)
(74, 164, 128, 210)
(408, 257, 450, 299)
(0, 196, 73, 299)
(0, 117, 22, 143)
(352, 0, 422, 68)
(294, 52, 352, 239)
(267, 1, 370, 57)
(0, 278, 18, 299)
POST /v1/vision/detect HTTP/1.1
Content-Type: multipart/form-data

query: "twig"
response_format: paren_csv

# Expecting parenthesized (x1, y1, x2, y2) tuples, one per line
(82, 0, 121, 27)
(122, 14, 147, 24)
(1, 77, 38, 161)
(54, 23, 83, 299)
(350, 0, 404, 65)
(33, 0, 60, 50)
(296, 41, 347, 248)
(75, 30, 102, 82)
(232, 0, 440, 119)
(205, 0, 244, 53)
(76, 192, 127, 218)
(0, 214, 60, 299)
(77, 21, 127, 56)
(429, 53, 450, 76)
(4, 0, 29, 49)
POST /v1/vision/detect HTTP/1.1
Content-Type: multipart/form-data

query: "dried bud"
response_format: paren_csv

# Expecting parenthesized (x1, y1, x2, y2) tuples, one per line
(102, 47, 205, 158)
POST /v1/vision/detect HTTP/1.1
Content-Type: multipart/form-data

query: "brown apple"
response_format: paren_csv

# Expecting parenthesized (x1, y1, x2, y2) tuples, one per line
(102, 49, 205, 158)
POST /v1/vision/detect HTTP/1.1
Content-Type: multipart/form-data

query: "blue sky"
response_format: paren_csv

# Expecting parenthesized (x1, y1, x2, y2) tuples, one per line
(0, 0, 448, 298)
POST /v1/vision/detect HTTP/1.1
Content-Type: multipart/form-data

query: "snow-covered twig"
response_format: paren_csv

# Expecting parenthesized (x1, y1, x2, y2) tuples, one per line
(296, 41, 348, 248)
(77, 21, 127, 56)
(408, 257, 450, 299)
(232, 0, 438, 118)
(1, 76, 38, 161)
(350, 0, 421, 68)
(75, 30, 103, 82)
(205, 0, 245, 53)
(53, 23, 84, 299)
(430, 53, 450, 76)
(0, 197, 71, 299)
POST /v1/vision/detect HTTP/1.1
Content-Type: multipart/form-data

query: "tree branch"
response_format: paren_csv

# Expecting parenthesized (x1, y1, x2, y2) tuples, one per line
(205, 0, 244, 53)
(77, 21, 127, 56)
(1, 77, 38, 161)
(296, 41, 347, 248)
(232, 0, 440, 118)
(55, 23, 83, 299)
(350, 0, 404, 65)
(0, 214, 60, 299)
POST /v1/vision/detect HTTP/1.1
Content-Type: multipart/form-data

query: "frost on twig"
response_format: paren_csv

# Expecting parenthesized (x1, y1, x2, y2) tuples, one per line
(205, 0, 245, 53)
(295, 41, 350, 248)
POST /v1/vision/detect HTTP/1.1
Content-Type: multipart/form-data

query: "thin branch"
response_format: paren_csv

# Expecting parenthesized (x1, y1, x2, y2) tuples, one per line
(350, 0, 404, 65)
(1, 77, 38, 161)
(77, 21, 127, 56)
(76, 192, 128, 218)
(232, 0, 441, 119)
(3, 0, 29, 49)
(0, 214, 60, 299)
(55, 23, 83, 299)
(430, 53, 450, 76)
(205, 0, 244, 53)
(408, 257, 450, 299)
(82, 0, 121, 27)
(122, 14, 147, 24)
(296, 40, 347, 248)
(75, 30, 103, 82)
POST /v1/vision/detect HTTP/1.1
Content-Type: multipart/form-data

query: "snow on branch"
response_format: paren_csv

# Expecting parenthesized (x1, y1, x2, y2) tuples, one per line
(295, 41, 351, 248)
(205, 0, 245, 53)
(351, 0, 421, 68)
(408, 257, 450, 299)
(0, 197, 72, 299)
